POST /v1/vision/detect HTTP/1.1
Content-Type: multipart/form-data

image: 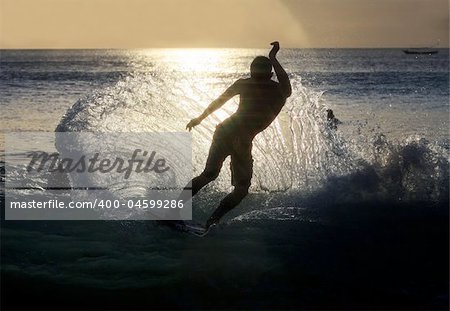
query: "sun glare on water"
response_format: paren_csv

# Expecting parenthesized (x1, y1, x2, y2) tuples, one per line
(134, 48, 251, 121)
(159, 48, 229, 72)
(154, 49, 242, 120)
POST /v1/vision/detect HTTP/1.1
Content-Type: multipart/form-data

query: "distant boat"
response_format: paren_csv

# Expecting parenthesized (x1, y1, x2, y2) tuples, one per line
(403, 48, 438, 55)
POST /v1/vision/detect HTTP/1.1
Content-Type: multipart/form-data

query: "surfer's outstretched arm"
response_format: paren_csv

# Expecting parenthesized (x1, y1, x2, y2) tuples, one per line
(269, 41, 292, 98)
(186, 80, 241, 131)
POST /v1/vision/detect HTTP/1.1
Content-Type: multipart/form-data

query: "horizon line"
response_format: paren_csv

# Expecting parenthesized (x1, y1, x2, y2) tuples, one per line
(1, 46, 449, 50)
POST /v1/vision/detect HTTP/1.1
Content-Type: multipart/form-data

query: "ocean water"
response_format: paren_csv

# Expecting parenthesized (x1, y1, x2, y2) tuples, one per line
(1, 49, 449, 309)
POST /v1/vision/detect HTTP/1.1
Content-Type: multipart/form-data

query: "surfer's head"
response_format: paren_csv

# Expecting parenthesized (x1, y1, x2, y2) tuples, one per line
(250, 56, 273, 79)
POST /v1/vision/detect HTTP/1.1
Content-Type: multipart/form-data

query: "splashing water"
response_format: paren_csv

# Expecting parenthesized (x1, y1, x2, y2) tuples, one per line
(55, 69, 448, 217)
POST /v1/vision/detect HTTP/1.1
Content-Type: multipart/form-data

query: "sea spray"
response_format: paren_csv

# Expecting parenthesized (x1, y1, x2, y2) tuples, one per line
(53, 71, 448, 220)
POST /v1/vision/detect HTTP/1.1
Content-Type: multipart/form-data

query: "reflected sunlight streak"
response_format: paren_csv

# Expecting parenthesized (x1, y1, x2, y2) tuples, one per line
(159, 49, 228, 72)
(153, 49, 242, 120)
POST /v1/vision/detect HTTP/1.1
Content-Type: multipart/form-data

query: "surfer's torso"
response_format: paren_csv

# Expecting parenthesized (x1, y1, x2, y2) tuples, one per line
(219, 78, 286, 139)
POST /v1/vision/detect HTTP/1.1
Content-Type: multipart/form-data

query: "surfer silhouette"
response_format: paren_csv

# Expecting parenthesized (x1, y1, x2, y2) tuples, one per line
(185, 41, 292, 230)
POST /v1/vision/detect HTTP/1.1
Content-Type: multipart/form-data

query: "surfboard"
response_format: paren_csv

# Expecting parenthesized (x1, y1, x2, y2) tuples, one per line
(182, 220, 211, 236)
(159, 220, 210, 237)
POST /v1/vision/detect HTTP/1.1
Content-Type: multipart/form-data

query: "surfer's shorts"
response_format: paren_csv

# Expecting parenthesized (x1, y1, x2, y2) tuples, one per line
(203, 124, 253, 188)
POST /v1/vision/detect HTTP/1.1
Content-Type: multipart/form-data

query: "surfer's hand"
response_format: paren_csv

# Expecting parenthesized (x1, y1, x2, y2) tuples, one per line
(269, 41, 280, 59)
(186, 118, 201, 131)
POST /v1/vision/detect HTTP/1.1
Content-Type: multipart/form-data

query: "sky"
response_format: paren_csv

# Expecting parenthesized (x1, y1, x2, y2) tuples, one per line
(0, 0, 448, 49)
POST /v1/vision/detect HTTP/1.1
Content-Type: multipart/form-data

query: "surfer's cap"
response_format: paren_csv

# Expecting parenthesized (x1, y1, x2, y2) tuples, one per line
(250, 56, 273, 79)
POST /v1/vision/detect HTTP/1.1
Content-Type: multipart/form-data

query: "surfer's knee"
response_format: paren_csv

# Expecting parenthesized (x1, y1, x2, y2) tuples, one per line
(201, 168, 220, 181)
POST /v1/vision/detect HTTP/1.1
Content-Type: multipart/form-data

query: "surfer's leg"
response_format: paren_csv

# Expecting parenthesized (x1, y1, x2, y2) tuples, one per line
(191, 133, 230, 196)
(206, 139, 253, 228)
(206, 183, 250, 228)
(165, 144, 226, 221)
(172, 133, 230, 221)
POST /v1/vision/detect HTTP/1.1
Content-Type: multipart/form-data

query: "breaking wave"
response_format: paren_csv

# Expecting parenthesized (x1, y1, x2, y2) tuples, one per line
(52, 71, 449, 221)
